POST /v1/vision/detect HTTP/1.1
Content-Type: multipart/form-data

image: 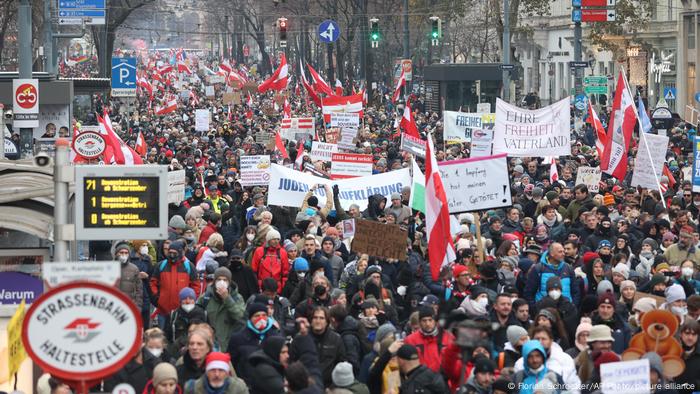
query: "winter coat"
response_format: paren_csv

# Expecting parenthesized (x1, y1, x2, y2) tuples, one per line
(131, 253, 153, 311)
(524, 251, 579, 309)
(312, 328, 347, 387)
(183, 375, 248, 394)
(565, 195, 592, 222)
(228, 260, 259, 300)
(399, 364, 448, 394)
(119, 262, 144, 309)
(103, 349, 157, 393)
(142, 380, 183, 394)
(384, 203, 412, 223)
(463, 374, 492, 394)
(664, 243, 700, 266)
(247, 349, 285, 394)
(323, 250, 345, 287)
(250, 243, 289, 292)
(362, 194, 387, 220)
(226, 320, 282, 384)
(514, 341, 581, 394)
(198, 222, 219, 244)
(676, 345, 700, 394)
(336, 316, 369, 373)
(150, 257, 200, 314)
(197, 283, 245, 350)
(591, 311, 632, 354)
(167, 304, 207, 354)
(328, 381, 370, 394)
(176, 351, 206, 387)
(513, 341, 565, 394)
(404, 328, 455, 373)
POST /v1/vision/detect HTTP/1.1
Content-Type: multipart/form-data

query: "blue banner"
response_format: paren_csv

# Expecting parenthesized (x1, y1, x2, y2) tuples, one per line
(694, 136, 700, 192)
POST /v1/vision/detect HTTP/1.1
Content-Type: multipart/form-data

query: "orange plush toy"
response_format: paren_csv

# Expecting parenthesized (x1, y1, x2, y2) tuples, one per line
(621, 309, 685, 377)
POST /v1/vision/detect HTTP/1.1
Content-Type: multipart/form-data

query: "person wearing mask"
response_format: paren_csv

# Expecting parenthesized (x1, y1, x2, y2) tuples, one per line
(251, 229, 289, 293)
(282, 257, 309, 300)
(183, 352, 248, 394)
(395, 344, 448, 393)
(524, 242, 580, 309)
(131, 240, 154, 329)
(167, 288, 207, 355)
(663, 284, 689, 324)
(114, 242, 144, 310)
(676, 259, 700, 295)
(535, 277, 579, 342)
(197, 267, 245, 351)
(150, 240, 200, 330)
(142, 362, 181, 394)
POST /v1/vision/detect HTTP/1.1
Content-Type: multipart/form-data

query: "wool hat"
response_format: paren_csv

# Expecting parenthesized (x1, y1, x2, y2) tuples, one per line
(169, 240, 185, 256)
(598, 240, 612, 249)
(525, 245, 543, 256)
(583, 252, 600, 265)
(266, 229, 281, 241)
(213, 267, 232, 282)
(634, 297, 658, 313)
(612, 263, 630, 280)
(205, 352, 231, 372)
(366, 265, 382, 277)
(546, 276, 562, 291)
(246, 302, 268, 319)
(537, 309, 556, 323)
(507, 325, 528, 346)
(293, 257, 309, 271)
(492, 378, 514, 394)
(597, 280, 614, 296)
(261, 336, 286, 360)
(284, 242, 298, 252)
(179, 287, 196, 302)
(620, 280, 636, 291)
(642, 238, 659, 250)
(680, 225, 695, 238)
(152, 362, 178, 387)
(418, 306, 435, 319)
(473, 356, 496, 374)
(469, 286, 489, 300)
(375, 323, 397, 343)
(168, 215, 187, 230)
(641, 352, 664, 374)
(114, 241, 131, 256)
(513, 165, 524, 173)
(581, 295, 600, 315)
(594, 351, 621, 371)
(655, 262, 671, 272)
(648, 273, 667, 289)
(545, 191, 559, 201)
(309, 259, 325, 275)
(332, 362, 355, 388)
(391, 192, 401, 200)
(662, 232, 677, 242)
(325, 227, 339, 237)
(532, 187, 544, 198)
(598, 291, 616, 307)
(666, 284, 687, 304)
(576, 321, 593, 339)
(361, 297, 379, 310)
(453, 264, 469, 278)
(396, 344, 419, 360)
(588, 324, 614, 343)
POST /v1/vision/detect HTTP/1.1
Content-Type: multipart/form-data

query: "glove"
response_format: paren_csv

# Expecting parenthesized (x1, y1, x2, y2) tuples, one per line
(574, 267, 586, 279)
(397, 285, 407, 296)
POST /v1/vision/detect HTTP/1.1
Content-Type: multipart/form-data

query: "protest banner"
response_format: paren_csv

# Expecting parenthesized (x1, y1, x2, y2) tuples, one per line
(437, 154, 512, 212)
(325, 128, 341, 144)
(194, 109, 210, 132)
(330, 113, 360, 128)
(280, 117, 315, 140)
(268, 164, 411, 210)
(168, 170, 186, 204)
(470, 127, 494, 158)
(208, 75, 225, 84)
(493, 98, 571, 157)
(443, 111, 496, 143)
(600, 359, 650, 394)
(205, 85, 215, 97)
(631, 133, 669, 189)
(401, 133, 426, 158)
(352, 219, 408, 260)
(338, 128, 358, 151)
(576, 166, 602, 193)
(331, 153, 373, 179)
(255, 131, 272, 145)
(693, 136, 700, 193)
(310, 141, 338, 161)
(240, 155, 271, 186)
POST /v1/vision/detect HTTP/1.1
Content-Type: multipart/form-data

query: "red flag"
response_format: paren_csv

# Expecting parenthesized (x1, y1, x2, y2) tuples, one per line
(189, 90, 199, 107)
(393, 69, 406, 103)
(157, 64, 173, 75)
(135, 131, 147, 156)
(307, 64, 334, 95)
(177, 61, 192, 74)
(549, 157, 559, 184)
(258, 53, 289, 93)
(587, 102, 606, 157)
(335, 79, 343, 96)
(137, 77, 153, 96)
(663, 164, 676, 188)
(322, 93, 364, 123)
(600, 70, 636, 181)
(97, 113, 125, 164)
(275, 132, 289, 159)
(155, 99, 178, 115)
(219, 60, 232, 74)
(283, 98, 291, 118)
(400, 100, 420, 138)
(301, 75, 322, 106)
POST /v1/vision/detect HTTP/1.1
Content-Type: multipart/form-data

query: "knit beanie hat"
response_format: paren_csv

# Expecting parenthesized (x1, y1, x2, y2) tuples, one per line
(168, 215, 187, 230)
(597, 280, 614, 296)
(612, 263, 630, 280)
(179, 287, 196, 302)
(633, 297, 658, 313)
(266, 229, 281, 242)
(593, 351, 621, 371)
(213, 267, 232, 281)
(507, 325, 528, 346)
(293, 257, 309, 271)
(546, 276, 562, 291)
(598, 291, 616, 307)
(620, 280, 636, 291)
(114, 242, 131, 256)
(152, 362, 178, 387)
(332, 362, 355, 387)
(418, 306, 435, 319)
(666, 284, 687, 304)
(375, 323, 397, 344)
(247, 302, 267, 319)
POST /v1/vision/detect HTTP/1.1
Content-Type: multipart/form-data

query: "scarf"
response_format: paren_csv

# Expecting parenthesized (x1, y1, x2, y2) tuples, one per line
(204, 376, 231, 394)
(246, 317, 276, 342)
(421, 326, 439, 337)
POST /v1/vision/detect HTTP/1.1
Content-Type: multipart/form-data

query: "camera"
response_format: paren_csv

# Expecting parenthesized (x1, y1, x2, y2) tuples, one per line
(4, 110, 12, 119)
(34, 152, 52, 167)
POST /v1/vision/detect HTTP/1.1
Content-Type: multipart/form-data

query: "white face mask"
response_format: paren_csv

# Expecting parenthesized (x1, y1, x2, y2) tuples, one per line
(139, 246, 149, 255)
(147, 347, 163, 358)
(298, 272, 306, 279)
(216, 280, 228, 290)
(477, 297, 489, 307)
(246, 233, 255, 241)
(548, 290, 562, 300)
(181, 303, 195, 313)
(397, 285, 407, 296)
(118, 255, 129, 264)
(672, 306, 688, 316)
(682, 267, 694, 277)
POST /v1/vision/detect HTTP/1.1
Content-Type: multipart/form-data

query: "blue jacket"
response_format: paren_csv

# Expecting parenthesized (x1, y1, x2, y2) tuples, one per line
(524, 251, 580, 308)
(515, 340, 563, 394)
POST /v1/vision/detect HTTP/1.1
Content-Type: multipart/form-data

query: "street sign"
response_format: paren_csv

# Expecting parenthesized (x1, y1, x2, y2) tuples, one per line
(318, 20, 340, 43)
(58, 0, 106, 8)
(21, 281, 142, 384)
(500, 64, 515, 70)
(585, 85, 608, 94)
(572, 9, 582, 22)
(695, 92, 700, 103)
(58, 9, 105, 17)
(581, 9, 616, 21)
(582, 0, 616, 6)
(111, 58, 137, 97)
(572, 0, 581, 6)
(569, 61, 589, 68)
(74, 165, 168, 240)
(664, 87, 676, 100)
(13, 79, 39, 128)
(584, 76, 607, 85)
(43, 261, 121, 288)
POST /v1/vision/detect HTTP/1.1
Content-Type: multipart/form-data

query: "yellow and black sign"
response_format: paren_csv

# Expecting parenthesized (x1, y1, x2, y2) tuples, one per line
(75, 166, 168, 240)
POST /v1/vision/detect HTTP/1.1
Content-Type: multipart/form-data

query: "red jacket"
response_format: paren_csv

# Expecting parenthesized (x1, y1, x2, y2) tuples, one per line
(251, 244, 289, 292)
(198, 222, 218, 244)
(149, 257, 200, 314)
(441, 342, 502, 393)
(405, 328, 454, 373)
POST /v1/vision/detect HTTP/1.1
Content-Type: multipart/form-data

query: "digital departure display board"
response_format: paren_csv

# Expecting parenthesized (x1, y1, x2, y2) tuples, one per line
(75, 166, 168, 240)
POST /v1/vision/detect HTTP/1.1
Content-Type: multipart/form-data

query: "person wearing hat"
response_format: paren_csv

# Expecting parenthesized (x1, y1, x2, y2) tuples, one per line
(524, 242, 580, 310)
(459, 285, 490, 319)
(168, 215, 188, 240)
(535, 277, 579, 341)
(463, 356, 496, 394)
(665, 225, 700, 266)
(142, 362, 180, 394)
(662, 283, 689, 322)
(251, 228, 289, 293)
(184, 352, 248, 394)
(114, 241, 144, 310)
(150, 240, 200, 329)
(636, 238, 659, 278)
(384, 191, 412, 224)
(202, 182, 231, 217)
(227, 249, 259, 301)
(393, 343, 448, 393)
(404, 305, 455, 373)
(327, 361, 369, 394)
(591, 291, 631, 354)
(446, 264, 473, 312)
(167, 287, 207, 355)
(196, 267, 245, 351)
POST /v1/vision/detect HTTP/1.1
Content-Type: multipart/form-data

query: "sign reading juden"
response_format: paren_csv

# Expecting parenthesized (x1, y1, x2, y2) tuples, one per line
(493, 98, 571, 157)
(75, 166, 168, 240)
(22, 281, 142, 383)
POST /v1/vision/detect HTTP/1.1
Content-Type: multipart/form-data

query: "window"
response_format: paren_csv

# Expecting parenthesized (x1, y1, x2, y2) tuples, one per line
(688, 64, 696, 106)
(688, 17, 695, 50)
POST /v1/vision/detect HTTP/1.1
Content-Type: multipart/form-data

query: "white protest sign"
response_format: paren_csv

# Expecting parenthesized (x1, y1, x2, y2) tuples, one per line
(280, 117, 315, 140)
(338, 128, 358, 151)
(631, 133, 670, 189)
(205, 85, 215, 97)
(600, 359, 649, 394)
(310, 141, 338, 162)
(576, 166, 602, 193)
(194, 109, 210, 132)
(331, 113, 360, 128)
(437, 154, 512, 213)
(208, 75, 225, 84)
(331, 153, 373, 179)
(42, 261, 121, 287)
(268, 164, 411, 211)
(470, 127, 494, 158)
(168, 170, 186, 204)
(240, 155, 271, 186)
(493, 98, 571, 157)
(443, 112, 495, 143)
(342, 219, 356, 238)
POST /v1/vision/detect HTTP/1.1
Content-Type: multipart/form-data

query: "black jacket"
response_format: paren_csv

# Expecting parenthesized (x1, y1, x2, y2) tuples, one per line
(247, 349, 285, 394)
(229, 259, 259, 300)
(312, 328, 347, 387)
(336, 315, 368, 373)
(400, 364, 448, 394)
(677, 346, 700, 394)
(227, 323, 282, 384)
(176, 351, 205, 387)
(103, 349, 157, 393)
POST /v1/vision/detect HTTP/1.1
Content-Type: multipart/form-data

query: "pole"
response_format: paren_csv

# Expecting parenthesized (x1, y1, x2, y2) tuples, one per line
(327, 43, 335, 82)
(19, 0, 33, 158)
(0, 104, 4, 160)
(54, 138, 70, 261)
(502, 0, 511, 102)
(574, 21, 583, 96)
(223, 16, 229, 60)
(43, 0, 53, 74)
(358, 0, 367, 81)
(402, 0, 410, 93)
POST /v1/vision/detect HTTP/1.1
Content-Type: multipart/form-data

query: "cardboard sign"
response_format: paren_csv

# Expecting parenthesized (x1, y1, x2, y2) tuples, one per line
(310, 141, 338, 162)
(631, 133, 669, 189)
(338, 128, 358, 151)
(194, 109, 210, 132)
(470, 127, 494, 158)
(352, 219, 407, 260)
(168, 170, 186, 204)
(600, 359, 650, 394)
(575, 166, 602, 193)
(331, 153, 373, 179)
(256, 131, 272, 145)
(331, 113, 360, 128)
(223, 92, 241, 105)
(437, 154, 512, 213)
(401, 133, 426, 158)
(240, 155, 271, 186)
(325, 127, 341, 144)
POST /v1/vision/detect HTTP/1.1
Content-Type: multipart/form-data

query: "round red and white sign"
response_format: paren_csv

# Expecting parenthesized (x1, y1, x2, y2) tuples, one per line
(73, 131, 107, 159)
(22, 281, 142, 381)
(15, 83, 38, 109)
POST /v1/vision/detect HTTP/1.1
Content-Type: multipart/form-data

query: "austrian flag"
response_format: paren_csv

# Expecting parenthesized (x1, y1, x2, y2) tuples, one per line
(322, 93, 364, 123)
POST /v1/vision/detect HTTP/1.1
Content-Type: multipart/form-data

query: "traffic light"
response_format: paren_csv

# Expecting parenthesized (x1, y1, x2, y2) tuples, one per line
(370, 18, 380, 48)
(430, 16, 441, 45)
(278, 17, 288, 47)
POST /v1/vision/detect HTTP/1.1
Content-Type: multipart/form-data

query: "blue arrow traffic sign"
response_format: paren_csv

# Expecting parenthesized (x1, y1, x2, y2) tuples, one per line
(318, 20, 340, 43)
(572, 9, 582, 22)
(58, 0, 106, 9)
(58, 9, 106, 17)
(111, 58, 137, 90)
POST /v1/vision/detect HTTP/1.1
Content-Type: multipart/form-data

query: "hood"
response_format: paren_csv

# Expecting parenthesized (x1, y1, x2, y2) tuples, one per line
(366, 194, 387, 217)
(248, 348, 284, 371)
(338, 315, 361, 334)
(522, 339, 547, 364)
(538, 251, 563, 270)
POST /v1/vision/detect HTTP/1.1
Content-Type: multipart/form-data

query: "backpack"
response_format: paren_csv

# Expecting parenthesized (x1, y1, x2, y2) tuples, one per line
(255, 247, 282, 279)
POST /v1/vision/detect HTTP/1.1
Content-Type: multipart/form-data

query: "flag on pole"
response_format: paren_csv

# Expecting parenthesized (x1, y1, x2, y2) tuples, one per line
(400, 100, 421, 138)
(135, 131, 147, 156)
(275, 132, 289, 159)
(177, 61, 192, 74)
(600, 70, 637, 181)
(425, 134, 456, 281)
(409, 159, 426, 214)
(97, 113, 143, 165)
(549, 157, 559, 184)
(638, 96, 653, 133)
(258, 53, 289, 93)
(307, 64, 334, 95)
(335, 79, 343, 96)
(321, 93, 364, 123)
(295, 151, 307, 170)
(283, 98, 291, 118)
(587, 102, 607, 158)
(155, 99, 178, 115)
(392, 69, 406, 103)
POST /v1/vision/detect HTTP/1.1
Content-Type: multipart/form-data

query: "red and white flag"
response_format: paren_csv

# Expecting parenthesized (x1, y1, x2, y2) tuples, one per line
(300, 64, 322, 106)
(137, 77, 153, 96)
(157, 64, 173, 75)
(155, 99, 178, 115)
(307, 64, 334, 96)
(322, 93, 364, 123)
(600, 70, 636, 181)
(283, 98, 291, 118)
(281, 117, 314, 132)
(400, 100, 420, 139)
(177, 61, 192, 74)
(335, 79, 343, 96)
(135, 130, 147, 156)
(246, 92, 254, 107)
(258, 53, 289, 93)
(392, 69, 406, 103)
(227, 71, 245, 87)
(587, 102, 607, 157)
(549, 157, 559, 184)
(189, 90, 199, 107)
(219, 60, 232, 74)
(425, 134, 456, 281)
(97, 113, 143, 165)
(275, 132, 289, 159)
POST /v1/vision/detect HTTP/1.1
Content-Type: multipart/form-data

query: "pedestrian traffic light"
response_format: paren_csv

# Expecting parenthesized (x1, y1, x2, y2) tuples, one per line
(430, 16, 442, 41)
(278, 17, 288, 47)
(370, 18, 380, 48)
